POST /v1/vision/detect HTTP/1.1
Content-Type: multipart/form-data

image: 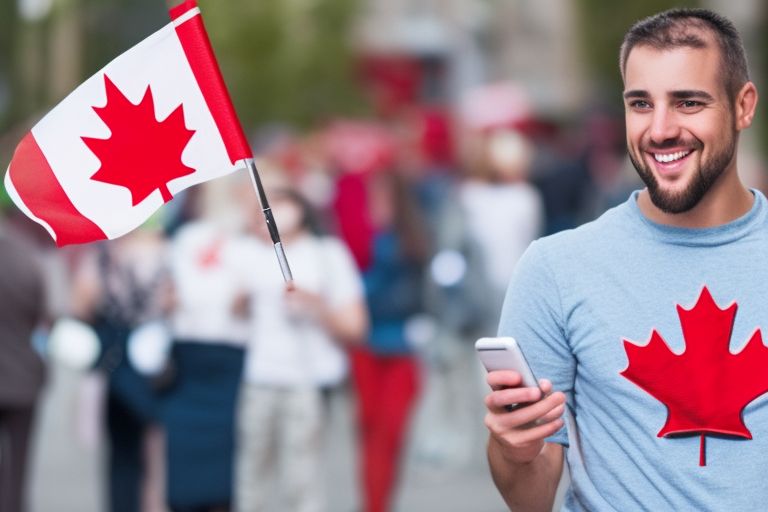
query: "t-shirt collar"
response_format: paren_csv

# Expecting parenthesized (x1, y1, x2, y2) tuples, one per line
(627, 189, 765, 246)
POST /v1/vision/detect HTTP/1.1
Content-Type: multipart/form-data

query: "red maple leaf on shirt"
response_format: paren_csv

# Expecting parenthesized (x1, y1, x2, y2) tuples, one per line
(620, 287, 768, 466)
(83, 75, 196, 205)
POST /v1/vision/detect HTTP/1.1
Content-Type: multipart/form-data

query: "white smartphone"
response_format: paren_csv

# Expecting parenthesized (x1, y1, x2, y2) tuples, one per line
(475, 336, 543, 411)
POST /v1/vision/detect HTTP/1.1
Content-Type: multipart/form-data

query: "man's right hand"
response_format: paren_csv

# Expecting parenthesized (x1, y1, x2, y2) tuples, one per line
(484, 371, 567, 464)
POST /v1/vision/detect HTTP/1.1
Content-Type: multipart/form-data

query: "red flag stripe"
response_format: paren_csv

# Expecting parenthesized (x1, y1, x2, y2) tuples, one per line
(8, 133, 107, 246)
(171, 2, 252, 164)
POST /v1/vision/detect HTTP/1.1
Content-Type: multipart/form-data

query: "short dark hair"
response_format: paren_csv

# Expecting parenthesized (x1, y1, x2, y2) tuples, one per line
(620, 8, 749, 101)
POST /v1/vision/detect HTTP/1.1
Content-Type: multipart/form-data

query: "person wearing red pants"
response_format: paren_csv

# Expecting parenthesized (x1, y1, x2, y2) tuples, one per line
(351, 170, 428, 512)
(351, 349, 420, 512)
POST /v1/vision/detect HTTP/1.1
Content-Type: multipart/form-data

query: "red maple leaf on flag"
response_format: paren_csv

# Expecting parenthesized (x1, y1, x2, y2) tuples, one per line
(621, 287, 768, 466)
(83, 75, 196, 205)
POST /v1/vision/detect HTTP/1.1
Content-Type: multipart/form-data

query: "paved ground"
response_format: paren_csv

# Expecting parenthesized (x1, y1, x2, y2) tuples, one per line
(27, 360, 511, 512)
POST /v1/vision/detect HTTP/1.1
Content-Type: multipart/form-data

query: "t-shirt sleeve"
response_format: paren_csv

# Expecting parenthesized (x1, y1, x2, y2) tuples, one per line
(321, 237, 365, 309)
(497, 239, 575, 447)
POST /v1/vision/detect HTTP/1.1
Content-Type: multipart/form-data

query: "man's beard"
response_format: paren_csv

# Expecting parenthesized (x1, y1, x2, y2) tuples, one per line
(628, 136, 736, 214)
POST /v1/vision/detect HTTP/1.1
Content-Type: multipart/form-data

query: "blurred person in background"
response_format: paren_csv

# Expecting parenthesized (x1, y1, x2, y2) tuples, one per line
(579, 108, 641, 219)
(70, 224, 170, 512)
(162, 180, 249, 512)
(394, 107, 457, 221)
(234, 179, 367, 512)
(349, 168, 429, 512)
(0, 212, 47, 512)
(391, 107, 491, 469)
(459, 127, 544, 322)
(250, 126, 337, 214)
(525, 118, 595, 235)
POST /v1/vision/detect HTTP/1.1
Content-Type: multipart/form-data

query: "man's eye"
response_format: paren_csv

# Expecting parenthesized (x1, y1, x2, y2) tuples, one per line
(629, 100, 651, 109)
(680, 100, 703, 110)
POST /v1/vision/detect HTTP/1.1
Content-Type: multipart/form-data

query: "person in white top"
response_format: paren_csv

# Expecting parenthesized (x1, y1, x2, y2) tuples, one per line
(459, 129, 544, 315)
(169, 219, 252, 346)
(235, 184, 368, 512)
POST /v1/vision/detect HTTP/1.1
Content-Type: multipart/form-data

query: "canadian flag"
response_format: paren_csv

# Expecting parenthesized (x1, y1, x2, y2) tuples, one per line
(4, 0, 252, 246)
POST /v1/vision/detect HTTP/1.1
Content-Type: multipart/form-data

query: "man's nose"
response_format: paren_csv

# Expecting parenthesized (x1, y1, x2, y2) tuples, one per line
(649, 106, 681, 144)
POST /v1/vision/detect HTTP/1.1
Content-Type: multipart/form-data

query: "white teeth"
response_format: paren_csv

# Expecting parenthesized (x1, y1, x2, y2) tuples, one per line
(654, 150, 691, 163)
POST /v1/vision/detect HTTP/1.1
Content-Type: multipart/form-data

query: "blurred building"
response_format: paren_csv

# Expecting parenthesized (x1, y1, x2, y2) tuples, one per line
(354, 0, 584, 116)
(706, 0, 766, 188)
(354, 0, 765, 117)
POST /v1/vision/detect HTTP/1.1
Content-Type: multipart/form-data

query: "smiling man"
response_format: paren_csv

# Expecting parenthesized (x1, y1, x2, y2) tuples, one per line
(483, 8, 767, 512)
(621, 14, 756, 224)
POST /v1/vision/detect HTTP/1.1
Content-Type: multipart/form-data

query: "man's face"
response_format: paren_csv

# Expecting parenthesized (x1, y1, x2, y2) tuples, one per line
(623, 40, 737, 213)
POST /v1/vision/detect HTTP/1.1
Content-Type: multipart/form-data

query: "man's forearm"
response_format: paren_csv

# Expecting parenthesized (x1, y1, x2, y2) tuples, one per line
(488, 438, 563, 512)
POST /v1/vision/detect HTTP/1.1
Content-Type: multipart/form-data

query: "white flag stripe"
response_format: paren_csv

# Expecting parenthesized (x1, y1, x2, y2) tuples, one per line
(30, 19, 235, 240)
(173, 6, 201, 27)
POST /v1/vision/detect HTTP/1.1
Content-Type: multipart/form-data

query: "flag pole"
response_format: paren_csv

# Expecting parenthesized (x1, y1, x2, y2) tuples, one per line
(243, 158, 294, 285)
(164, 0, 293, 283)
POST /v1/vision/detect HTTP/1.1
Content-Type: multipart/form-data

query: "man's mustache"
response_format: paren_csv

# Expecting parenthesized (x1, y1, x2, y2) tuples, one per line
(642, 138, 703, 151)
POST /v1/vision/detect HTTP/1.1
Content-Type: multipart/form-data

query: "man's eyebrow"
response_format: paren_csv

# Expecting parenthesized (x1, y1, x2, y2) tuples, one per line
(622, 89, 716, 101)
(623, 90, 649, 100)
(669, 90, 715, 101)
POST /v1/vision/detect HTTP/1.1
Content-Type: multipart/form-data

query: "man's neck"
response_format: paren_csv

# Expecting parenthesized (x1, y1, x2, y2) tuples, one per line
(637, 169, 754, 229)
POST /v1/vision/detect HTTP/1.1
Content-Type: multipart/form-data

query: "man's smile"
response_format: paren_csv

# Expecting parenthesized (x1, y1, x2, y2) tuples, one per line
(653, 149, 692, 163)
(643, 147, 696, 177)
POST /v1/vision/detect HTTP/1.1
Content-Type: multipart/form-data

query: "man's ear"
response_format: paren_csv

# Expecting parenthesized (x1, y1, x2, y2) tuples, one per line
(735, 81, 758, 131)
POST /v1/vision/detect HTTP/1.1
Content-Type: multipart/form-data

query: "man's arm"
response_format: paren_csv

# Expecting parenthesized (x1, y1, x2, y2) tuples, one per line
(484, 371, 567, 511)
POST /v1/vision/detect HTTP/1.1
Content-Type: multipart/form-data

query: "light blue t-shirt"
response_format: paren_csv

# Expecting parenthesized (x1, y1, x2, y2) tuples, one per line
(498, 190, 768, 511)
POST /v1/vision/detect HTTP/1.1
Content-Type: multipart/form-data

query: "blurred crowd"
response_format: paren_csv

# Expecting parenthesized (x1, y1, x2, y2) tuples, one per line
(0, 80, 640, 512)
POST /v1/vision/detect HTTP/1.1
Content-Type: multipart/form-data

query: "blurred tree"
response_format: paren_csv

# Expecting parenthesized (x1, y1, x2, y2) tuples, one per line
(0, 1, 17, 130)
(0, 0, 14, 207)
(79, 0, 166, 79)
(3, 0, 364, 133)
(200, 0, 367, 131)
(1, 1, 52, 208)
(575, 0, 700, 106)
(5, 3, 50, 130)
(758, 6, 768, 172)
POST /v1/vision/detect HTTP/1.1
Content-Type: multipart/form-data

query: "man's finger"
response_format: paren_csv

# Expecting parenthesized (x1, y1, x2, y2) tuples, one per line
(487, 370, 523, 389)
(495, 391, 566, 425)
(506, 392, 563, 425)
(509, 417, 564, 445)
(491, 386, 542, 408)
(538, 403, 566, 424)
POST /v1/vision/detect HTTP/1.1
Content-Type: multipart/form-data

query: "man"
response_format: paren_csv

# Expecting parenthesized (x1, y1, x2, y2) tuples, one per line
(484, 8, 763, 511)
